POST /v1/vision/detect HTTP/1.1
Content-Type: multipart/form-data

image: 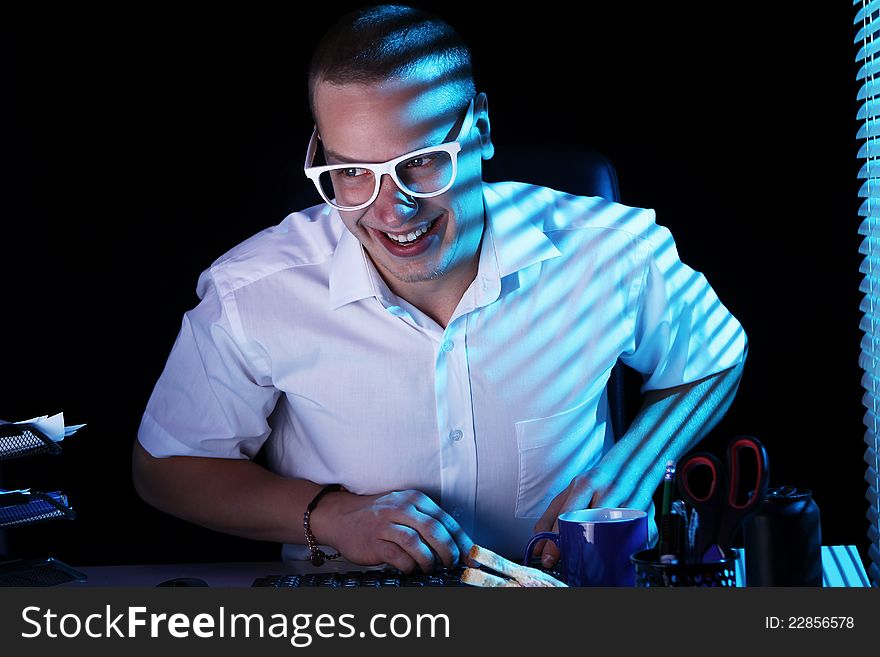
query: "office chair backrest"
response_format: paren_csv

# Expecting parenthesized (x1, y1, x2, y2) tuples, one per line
(482, 143, 629, 440)
(483, 143, 620, 203)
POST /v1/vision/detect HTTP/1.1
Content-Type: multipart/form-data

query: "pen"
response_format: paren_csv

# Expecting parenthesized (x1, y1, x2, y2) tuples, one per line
(661, 460, 675, 516)
(687, 507, 699, 563)
(657, 460, 676, 557)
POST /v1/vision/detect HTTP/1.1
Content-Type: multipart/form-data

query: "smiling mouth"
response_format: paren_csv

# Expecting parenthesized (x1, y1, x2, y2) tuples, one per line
(380, 218, 438, 246)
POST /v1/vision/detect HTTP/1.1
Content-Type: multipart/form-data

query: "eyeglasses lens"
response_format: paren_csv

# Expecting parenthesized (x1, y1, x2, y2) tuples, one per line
(317, 150, 454, 210)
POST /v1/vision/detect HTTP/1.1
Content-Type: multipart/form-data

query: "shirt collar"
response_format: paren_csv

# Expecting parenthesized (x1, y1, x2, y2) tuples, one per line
(328, 182, 562, 310)
(481, 180, 562, 280)
(329, 224, 380, 310)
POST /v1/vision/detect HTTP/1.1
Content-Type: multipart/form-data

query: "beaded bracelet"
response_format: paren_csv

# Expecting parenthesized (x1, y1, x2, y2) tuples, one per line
(303, 484, 344, 566)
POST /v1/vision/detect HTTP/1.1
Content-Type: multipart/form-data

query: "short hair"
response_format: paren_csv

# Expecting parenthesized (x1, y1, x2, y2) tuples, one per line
(308, 4, 476, 118)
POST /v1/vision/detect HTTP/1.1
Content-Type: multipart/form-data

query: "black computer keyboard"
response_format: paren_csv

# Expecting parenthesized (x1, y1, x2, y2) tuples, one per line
(253, 566, 466, 587)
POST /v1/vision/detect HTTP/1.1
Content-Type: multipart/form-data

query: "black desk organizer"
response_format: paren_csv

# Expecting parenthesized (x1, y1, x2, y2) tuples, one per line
(630, 547, 739, 587)
(0, 423, 86, 586)
(0, 423, 63, 461)
(0, 490, 76, 528)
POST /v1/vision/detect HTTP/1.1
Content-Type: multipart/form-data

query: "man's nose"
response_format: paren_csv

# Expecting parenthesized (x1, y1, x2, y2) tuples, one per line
(371, 173, 417, 226)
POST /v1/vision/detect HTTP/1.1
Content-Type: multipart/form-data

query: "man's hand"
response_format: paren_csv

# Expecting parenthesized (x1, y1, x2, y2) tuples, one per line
(531, 465, 656, 568)
(310, 489, 474, 573)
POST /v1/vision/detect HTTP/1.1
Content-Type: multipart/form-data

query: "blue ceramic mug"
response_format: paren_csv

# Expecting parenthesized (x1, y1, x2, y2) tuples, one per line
(524, 508, 648, 586)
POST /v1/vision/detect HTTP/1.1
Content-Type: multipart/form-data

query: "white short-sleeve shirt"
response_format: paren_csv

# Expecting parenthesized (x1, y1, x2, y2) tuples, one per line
(137, 181, 747, 560)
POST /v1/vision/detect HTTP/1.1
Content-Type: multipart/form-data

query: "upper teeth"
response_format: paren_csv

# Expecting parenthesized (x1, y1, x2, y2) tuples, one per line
(385, 221, 433, 243)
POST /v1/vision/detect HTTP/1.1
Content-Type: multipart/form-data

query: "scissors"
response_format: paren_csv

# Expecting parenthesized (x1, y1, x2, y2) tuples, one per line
(677, 436, 769, 562)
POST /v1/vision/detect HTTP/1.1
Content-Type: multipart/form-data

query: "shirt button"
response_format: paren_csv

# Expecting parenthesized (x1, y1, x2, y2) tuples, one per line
(441, 340, 454, 352)
(449, 429, 463, 442)
(452, 507, 463, 518)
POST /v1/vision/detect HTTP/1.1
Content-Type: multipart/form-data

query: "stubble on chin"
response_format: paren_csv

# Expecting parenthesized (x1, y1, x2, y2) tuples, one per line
(373, 251, 450, 284)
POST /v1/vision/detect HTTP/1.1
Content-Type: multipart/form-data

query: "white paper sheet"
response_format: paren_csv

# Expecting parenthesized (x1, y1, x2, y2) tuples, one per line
(0, 412, 85, 442)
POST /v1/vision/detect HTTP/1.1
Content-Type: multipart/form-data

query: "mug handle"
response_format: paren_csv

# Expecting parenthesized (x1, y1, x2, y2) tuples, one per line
(523, 531, 559, 566)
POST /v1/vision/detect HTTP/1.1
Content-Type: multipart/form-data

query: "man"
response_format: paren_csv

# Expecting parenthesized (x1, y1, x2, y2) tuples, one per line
(133, 5, 746, 573)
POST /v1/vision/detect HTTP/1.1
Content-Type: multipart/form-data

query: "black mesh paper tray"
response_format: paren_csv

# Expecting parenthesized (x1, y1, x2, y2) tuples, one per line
(0, 490, 76, 528)
(0, 557, 87, 587)
(0, 423, 62, 461)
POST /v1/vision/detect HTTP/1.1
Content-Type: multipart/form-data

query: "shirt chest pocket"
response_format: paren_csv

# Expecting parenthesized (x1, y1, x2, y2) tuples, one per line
(514, 397, 604, 519)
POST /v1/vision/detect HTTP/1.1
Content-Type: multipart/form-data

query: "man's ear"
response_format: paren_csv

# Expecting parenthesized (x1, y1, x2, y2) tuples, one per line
(474, 92, 494, 161)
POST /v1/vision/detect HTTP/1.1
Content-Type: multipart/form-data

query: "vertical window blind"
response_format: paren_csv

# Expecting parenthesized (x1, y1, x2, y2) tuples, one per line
(856, 0, 880, 587)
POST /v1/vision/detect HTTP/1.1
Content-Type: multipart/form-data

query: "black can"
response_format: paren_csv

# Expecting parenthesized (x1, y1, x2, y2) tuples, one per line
(743, 486, 822, 586)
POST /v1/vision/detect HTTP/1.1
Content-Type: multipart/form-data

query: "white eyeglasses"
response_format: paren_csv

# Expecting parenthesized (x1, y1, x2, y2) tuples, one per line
(303, 98, 475, 211)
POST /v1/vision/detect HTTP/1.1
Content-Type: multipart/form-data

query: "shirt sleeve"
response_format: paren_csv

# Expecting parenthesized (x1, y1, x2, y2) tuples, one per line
(137, 271, 280, 459)
(619, 216, 747, 392)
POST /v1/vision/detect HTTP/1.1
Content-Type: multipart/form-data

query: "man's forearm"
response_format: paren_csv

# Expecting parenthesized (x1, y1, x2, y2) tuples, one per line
(132, 441, 474, 571)
(132, 440, 327, 545)
(600, 360, 745, 512)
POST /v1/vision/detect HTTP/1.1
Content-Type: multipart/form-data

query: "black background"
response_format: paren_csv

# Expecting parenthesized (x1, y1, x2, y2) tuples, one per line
(0, 2, 870, 570)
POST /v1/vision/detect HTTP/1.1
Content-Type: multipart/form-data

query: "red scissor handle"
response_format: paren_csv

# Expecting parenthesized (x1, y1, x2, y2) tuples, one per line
(725, 436, 769, 510)
(677, 453, 721, 504)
